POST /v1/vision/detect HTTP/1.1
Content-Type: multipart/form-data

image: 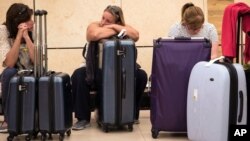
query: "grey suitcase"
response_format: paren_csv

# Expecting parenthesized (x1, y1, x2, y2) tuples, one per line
(187, 59, 247, 141)
(97, 39, 135, 132)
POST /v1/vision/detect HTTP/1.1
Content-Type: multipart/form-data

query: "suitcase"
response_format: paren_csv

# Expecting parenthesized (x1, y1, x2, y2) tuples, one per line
(97, 39, 135, 132)
(187, 59, 247, 141)
(150, 37, 211, 138)
(7, 73, 36, 141)
(38, 72, 73, 140)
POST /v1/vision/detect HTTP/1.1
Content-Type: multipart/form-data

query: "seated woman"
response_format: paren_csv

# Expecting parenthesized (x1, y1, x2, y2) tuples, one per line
(71, 5, 147, 130)
(168, 2, 219, 59)
(0, 3, 34, 133)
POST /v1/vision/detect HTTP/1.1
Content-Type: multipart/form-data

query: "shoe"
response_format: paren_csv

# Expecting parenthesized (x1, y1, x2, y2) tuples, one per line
(0, 122, 8, 133)
(72, 120, 90, 130)
(134, 119, 140, 124)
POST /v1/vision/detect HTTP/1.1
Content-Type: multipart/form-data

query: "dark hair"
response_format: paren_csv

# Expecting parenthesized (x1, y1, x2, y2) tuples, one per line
(5, 3, 33, 39)
(104, 5, 125, 25)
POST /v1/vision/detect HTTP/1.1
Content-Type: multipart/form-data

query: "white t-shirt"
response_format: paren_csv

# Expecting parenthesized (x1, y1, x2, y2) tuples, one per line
(168, 22, 218, 43)
(0, 25, 11, 73)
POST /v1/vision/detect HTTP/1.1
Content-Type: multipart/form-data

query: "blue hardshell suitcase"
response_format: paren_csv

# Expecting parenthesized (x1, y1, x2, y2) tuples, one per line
(38, 72, 73, 140)
(97, 39, 135, 132)
(7, 74, 36, 141)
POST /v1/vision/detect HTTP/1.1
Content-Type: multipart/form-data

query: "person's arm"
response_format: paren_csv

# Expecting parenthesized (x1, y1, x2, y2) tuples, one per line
(209, 24, 219, 60)
(23, 30, 35, 63)
(0, 26, 11, 69)
(3, 30, 22, 68)
(211, 42, 219, 60)
(86, 22, 117, 42)
(105, 24, 139, 41)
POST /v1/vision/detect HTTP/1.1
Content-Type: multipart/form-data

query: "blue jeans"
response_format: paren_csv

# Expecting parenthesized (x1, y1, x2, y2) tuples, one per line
(0, 68, 17, 122)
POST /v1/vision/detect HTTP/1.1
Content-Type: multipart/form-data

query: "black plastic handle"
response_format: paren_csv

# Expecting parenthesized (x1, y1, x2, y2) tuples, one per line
(237, 91, 244, 123)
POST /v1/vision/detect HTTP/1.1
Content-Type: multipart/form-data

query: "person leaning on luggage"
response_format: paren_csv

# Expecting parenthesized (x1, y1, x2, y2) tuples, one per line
(71, 5, 148, 130)
(0, 3, 34, 133)
(168, 2, 219, 60)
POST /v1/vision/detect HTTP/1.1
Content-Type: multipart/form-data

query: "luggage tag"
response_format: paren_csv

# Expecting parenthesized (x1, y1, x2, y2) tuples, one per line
(117, 29, 126, 39)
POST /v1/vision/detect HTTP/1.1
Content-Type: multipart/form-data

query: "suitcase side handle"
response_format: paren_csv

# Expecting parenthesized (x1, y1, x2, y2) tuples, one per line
(122, 68, 126, 99)
(237, 91, 244, 122)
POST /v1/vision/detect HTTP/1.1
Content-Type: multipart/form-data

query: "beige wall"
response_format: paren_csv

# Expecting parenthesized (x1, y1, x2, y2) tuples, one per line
(1, 0, 207, 76)
(235, 0, 250, 3)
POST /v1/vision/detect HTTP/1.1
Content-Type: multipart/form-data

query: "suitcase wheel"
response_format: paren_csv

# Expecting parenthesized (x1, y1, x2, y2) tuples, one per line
(33, 131, 39, 139)
(41, 134, 46, 141)
(25, 135, 32, 141)
(102, 125, 109, 133)
(48, 133, 53, 140)
(7, 136, 14, 141)
(59, 133, 65, 141)
(40, 132, 49, 141)
(97, 122, 101, 127)
(66, 129, 71, 136)
(151, 128, 159, 139)
(128, 124, 133, 131)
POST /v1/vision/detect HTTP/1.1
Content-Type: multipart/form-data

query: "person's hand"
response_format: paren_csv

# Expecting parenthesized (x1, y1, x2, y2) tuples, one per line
(18, 23, 28, 32)
(18, 23, 29, 39)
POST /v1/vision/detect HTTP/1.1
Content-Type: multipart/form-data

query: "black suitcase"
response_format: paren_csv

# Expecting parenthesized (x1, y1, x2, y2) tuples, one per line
(7, 73, 36, 141)
(38, 72, 72, 140)
(97, 39, 135, 132)
(235, 16, 250, 126)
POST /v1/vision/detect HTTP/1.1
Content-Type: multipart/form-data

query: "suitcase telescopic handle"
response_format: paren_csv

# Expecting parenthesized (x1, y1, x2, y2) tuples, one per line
(41, 10, 48, 73)
(34, 9, 48, 77)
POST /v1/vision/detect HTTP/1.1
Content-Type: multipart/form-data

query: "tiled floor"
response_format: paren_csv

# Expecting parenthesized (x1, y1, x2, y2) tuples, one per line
(0, 110, 189, 141)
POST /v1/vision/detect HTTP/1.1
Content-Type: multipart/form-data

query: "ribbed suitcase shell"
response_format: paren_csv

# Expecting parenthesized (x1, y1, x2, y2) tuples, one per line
(187, 62, 247, 141)
(97, 39, 135, 132)
(38, 72, 72, 138)
(7, 75, 36, 140)
(150, 37, 211, 138)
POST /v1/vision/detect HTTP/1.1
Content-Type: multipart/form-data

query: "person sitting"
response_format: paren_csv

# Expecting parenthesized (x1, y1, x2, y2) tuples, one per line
(0, 3, 34, 133)
(71, 5, 147, 130)
(168, 2, 219, 59)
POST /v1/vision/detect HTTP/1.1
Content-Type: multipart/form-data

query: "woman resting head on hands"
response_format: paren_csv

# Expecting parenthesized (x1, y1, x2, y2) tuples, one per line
(0, 3, 34, 133)
(86, 5, 139, 42)
(168, 2, 219, 59)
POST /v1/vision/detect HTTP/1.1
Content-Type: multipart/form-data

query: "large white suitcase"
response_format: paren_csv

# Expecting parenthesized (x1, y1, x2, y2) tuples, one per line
(187, 57, 247, 141)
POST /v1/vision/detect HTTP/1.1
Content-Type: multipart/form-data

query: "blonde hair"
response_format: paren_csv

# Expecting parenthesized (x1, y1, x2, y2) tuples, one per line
(104, 5, 125, 26)
(181, 3, 204, 30)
